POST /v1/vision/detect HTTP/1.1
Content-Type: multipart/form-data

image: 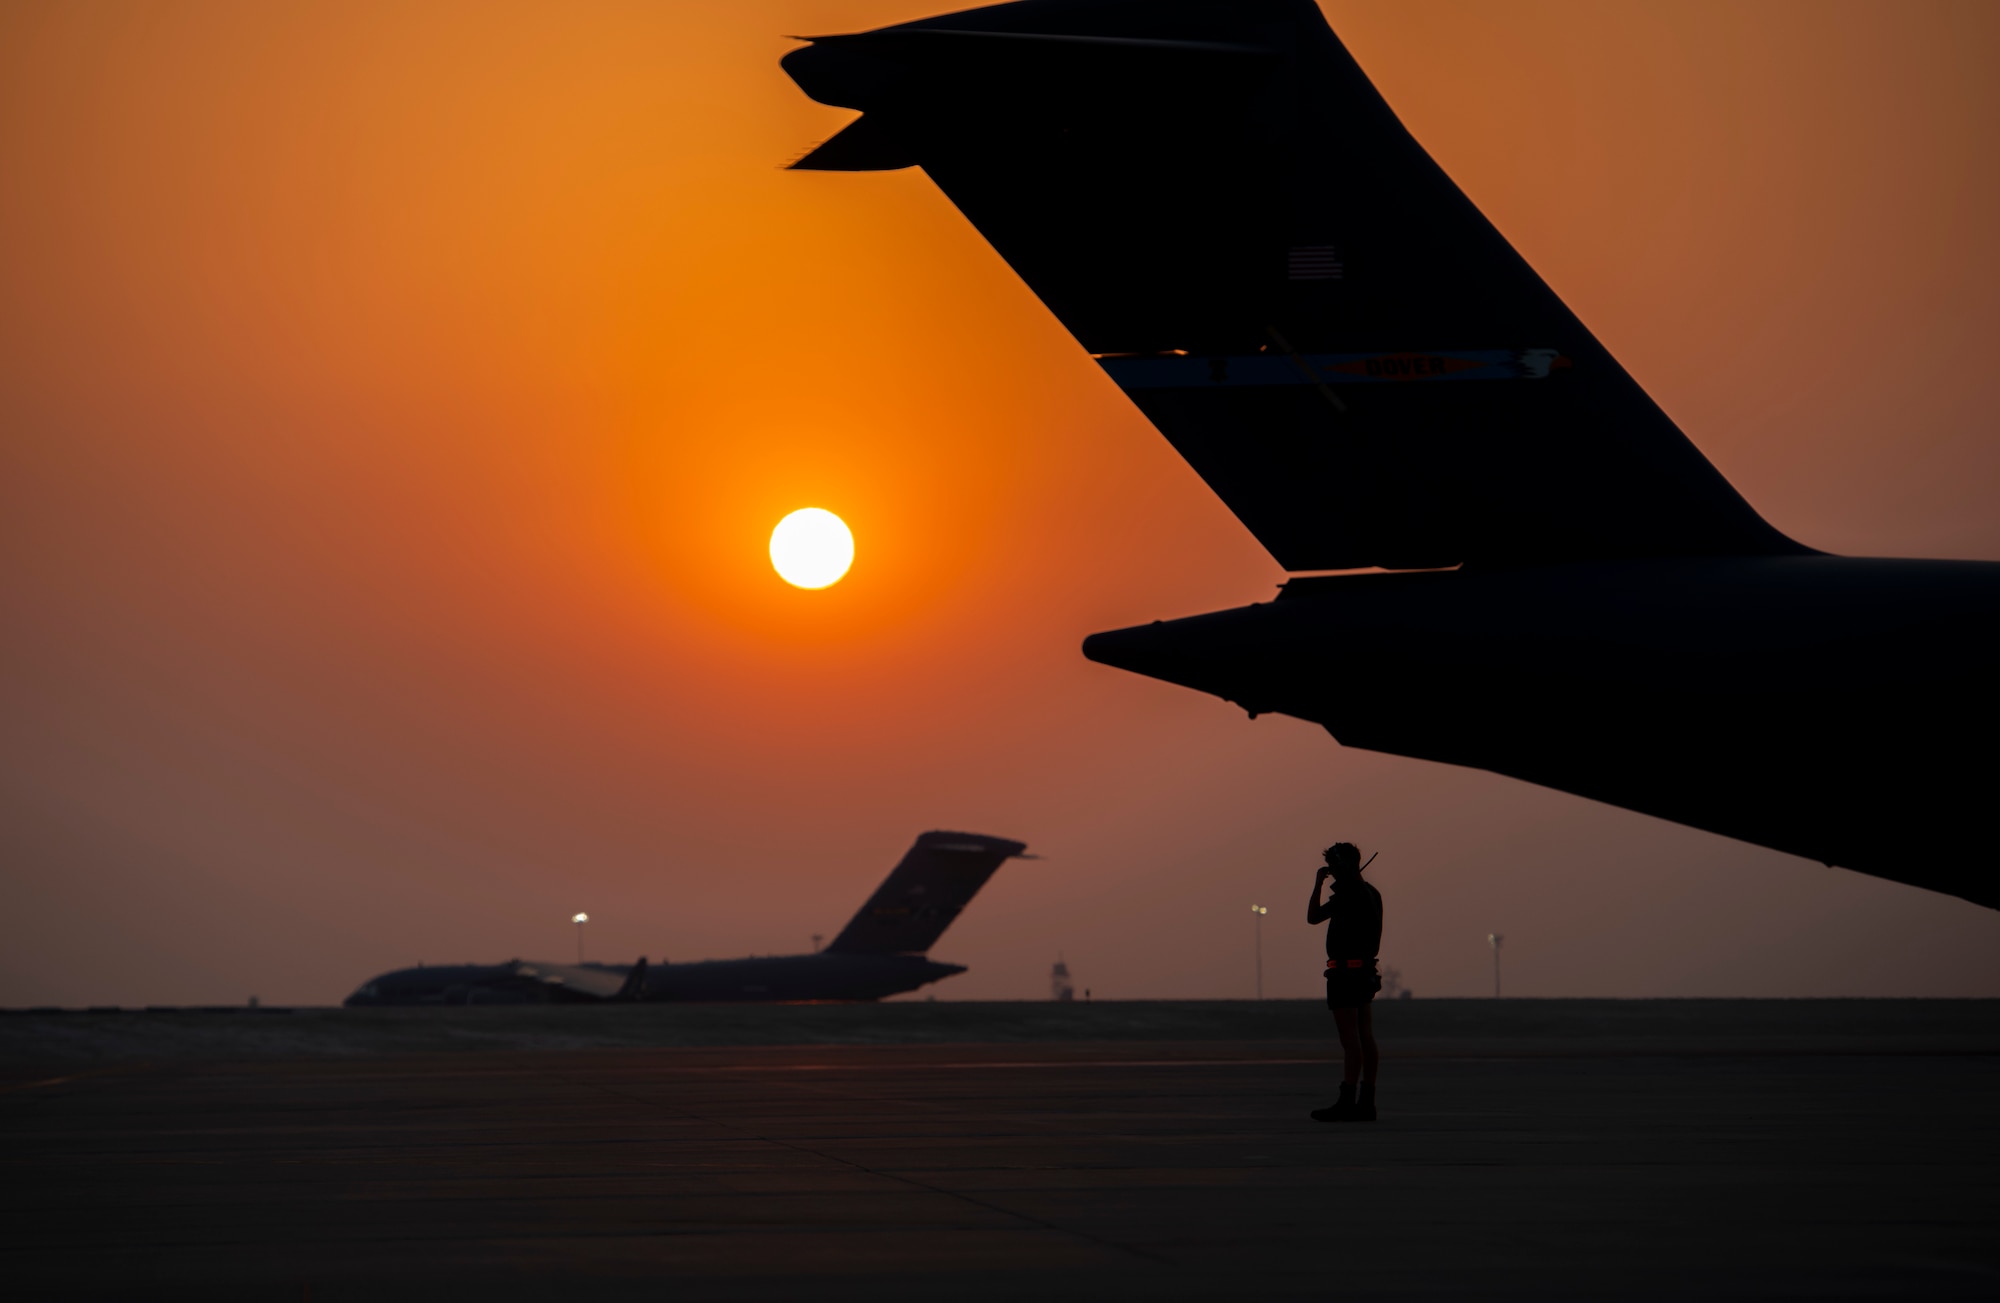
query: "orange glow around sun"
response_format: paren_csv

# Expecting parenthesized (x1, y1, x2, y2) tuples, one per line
(2, 0, 1997, 1008)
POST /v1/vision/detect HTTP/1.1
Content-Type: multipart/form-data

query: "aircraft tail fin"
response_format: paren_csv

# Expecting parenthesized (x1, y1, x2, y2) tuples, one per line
(824, 831, 1026, 956)
(783, 0, 1804, 570)
(615, 957, 649, 1001)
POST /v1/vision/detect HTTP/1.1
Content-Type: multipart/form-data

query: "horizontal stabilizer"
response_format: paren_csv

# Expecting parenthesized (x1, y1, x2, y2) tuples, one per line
(782, 0, 1804, 569)
(791, 113, 917, 171)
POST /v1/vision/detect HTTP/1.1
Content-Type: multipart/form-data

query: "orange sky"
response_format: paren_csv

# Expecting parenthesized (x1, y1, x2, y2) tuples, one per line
(3, 0, 1998, 1006)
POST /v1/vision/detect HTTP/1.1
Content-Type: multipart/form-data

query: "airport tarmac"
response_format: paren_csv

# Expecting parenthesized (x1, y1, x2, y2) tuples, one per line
(4, 1000, 1997, 1299)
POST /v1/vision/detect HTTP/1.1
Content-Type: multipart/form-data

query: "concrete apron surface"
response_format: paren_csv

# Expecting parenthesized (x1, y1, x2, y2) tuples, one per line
(3, 1002, 1997, 1299)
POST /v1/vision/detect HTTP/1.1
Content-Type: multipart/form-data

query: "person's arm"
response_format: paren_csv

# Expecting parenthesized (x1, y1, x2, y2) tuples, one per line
(1306, 867, 1333, 925)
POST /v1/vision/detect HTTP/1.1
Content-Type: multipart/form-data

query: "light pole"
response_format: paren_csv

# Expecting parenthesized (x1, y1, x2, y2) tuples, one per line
(1251, 905, 1268, 999)
(1488, 933, 1503, 998)
(574, 913, 588, 964)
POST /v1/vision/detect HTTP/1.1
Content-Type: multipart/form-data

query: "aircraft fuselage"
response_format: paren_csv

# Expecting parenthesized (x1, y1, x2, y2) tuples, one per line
(341, 830, 1021, 1007)
(343, 952, 967, 1007)
(1084, 555, 2000, 906)
(638, 952, 967, 1003)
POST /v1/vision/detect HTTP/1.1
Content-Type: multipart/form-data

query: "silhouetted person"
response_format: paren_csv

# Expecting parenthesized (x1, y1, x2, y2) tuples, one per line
(1307, 842, 1382, 1122)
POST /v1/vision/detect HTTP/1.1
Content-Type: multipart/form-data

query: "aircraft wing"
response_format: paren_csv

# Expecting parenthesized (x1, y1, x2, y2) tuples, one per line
(783, 0, 1805, 571)
(504, 961, 632, 1001)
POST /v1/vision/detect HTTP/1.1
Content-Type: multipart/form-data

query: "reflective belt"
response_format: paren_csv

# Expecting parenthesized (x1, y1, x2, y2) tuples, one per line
(1325, 958, 1375, 970)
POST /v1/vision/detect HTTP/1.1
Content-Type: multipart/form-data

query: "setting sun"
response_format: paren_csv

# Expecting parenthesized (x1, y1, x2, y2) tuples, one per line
(769, 508, 854, 589)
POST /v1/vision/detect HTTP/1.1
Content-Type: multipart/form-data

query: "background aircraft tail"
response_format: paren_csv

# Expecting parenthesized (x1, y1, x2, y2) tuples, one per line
(784, 0, 1805, 570)
(824, 831, 1027, 956)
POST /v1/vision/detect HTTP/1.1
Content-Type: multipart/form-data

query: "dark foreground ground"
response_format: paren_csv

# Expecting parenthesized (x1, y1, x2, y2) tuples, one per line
(4, 1000, 1997, 1299)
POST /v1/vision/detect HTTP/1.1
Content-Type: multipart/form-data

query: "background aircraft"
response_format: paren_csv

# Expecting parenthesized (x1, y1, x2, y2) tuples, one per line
(782, 0, 2000, 909)
(344, 831, 1026, 1005)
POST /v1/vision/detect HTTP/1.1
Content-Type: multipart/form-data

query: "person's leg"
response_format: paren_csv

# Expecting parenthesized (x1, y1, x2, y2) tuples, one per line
(1354, 1002, 1379, 1121)
(1358, 1003, 1379, 1082)
(1332, 1006, 1362, 1084)
(1311, 1001, 1362, 1120)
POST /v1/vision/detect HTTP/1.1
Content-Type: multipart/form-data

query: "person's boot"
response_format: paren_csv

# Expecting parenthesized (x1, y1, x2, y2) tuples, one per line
(1310, 1082, 1356, 1122)
(1354, 1080, 1377, 1122)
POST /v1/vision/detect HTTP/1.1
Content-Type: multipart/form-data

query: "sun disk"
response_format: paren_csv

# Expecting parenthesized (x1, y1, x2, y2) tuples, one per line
(769, 508, 854, 589)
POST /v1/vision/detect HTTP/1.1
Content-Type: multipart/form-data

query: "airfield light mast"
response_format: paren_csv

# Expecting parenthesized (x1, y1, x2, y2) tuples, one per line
(574, 913, 588, 964)
(1251, 905, 1269, 999)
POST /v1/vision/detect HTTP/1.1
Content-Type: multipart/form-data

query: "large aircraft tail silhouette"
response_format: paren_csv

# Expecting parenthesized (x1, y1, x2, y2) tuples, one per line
(784, 0, 1802, 573)
(782, 1, 2000, 908)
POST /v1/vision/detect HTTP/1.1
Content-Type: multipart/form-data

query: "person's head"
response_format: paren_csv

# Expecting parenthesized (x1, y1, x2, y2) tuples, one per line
(1323, 842, 1362, 876)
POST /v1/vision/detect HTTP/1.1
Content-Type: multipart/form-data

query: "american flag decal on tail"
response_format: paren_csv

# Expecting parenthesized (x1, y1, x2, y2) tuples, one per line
(1287, 245, 1344, 280)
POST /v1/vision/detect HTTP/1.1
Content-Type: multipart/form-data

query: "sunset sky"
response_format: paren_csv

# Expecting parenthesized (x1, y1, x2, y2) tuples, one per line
(3, 0, 1997, 1007)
